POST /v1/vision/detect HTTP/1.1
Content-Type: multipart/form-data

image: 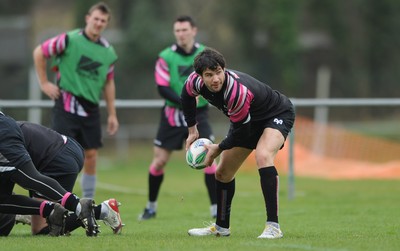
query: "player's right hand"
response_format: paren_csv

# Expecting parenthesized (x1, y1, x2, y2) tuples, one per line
(185, 126, 199, 150)
(41, 82, 60, 100)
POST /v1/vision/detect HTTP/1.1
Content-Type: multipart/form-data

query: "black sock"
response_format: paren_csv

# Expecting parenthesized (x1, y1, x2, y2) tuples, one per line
(63, 193, 80, 212)
(94, 205, 101, 220)
(35, 226, 50, 235)
(215, 179, 235, 229)
(205, 173, 217, 204)
(149, 173, 164, 202)
(41, 201, 55, 217)
(259, 166, 279, 223)
(65, 213, 84, 233)
(35, 213, 83, 235)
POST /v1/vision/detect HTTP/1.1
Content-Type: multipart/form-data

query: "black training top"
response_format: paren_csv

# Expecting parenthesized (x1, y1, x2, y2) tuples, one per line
(181, 69, 293, 150)
(17, 121, 66, 172)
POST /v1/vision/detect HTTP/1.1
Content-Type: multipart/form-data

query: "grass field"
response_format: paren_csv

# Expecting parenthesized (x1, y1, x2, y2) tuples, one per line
(7, 142, 400, 251)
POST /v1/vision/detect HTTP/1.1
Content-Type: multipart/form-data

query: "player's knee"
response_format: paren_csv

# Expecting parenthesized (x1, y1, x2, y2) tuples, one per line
(152, 156, 169, 169)
(255, 152, 275, 167)
(84, 149, 97, 161)
(215, 169, 233, 183)
(84, 150, 97, 171)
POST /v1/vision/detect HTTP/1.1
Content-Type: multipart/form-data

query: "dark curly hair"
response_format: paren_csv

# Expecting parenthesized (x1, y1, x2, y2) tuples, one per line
(193, 48, 226, 75)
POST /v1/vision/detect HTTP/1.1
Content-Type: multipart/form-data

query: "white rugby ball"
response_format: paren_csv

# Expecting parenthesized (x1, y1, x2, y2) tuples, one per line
(186, 138, 213, 170)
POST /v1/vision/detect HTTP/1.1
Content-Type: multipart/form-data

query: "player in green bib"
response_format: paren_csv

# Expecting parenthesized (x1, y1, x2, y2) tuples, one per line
(33, 2, 119, 200)
(138, 16, 218, 221)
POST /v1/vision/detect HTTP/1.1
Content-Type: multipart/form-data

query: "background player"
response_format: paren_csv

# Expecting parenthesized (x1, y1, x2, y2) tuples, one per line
(33, 1, 119, 199)
(138, 15, 217, 220)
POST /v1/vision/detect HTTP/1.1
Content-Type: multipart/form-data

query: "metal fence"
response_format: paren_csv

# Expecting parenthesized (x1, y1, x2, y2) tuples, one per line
(2, 98, 400, 199)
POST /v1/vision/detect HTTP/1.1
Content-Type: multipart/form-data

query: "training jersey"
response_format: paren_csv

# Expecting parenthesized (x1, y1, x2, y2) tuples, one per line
(17, 122, 66, 172)
(181, 70, 293, 150)
(41, 29, 117, 116)
(155, 43, 208, 108)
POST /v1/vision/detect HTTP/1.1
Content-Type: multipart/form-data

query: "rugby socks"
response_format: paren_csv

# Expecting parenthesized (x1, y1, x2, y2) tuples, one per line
(81, 173, 96, 199)
(204, 164, 217, 205)
(215, 179, 235, 229)
(37, 196, 102, 235)
(64, 213, 84, 233)
(148, 165, 164, 208)
(39, 205, 100, 235)
(36, 213, 84, 235)
(35, 201, 56, 236)
(35, 227, 50, 235)
(205, 173, 217, 204)
(35, 201, 57, 235)
(39, 200, 55, 218)
(61, 192, 80, 214)
(259, 166, 279, 223)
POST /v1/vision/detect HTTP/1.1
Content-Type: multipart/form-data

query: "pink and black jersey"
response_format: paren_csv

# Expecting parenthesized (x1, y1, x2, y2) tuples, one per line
(181, 69, 293, 149)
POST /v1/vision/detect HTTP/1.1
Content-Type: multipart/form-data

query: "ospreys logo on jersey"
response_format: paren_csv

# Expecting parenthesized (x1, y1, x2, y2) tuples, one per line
(274, 118, 283, 125)
(76, 55, 103, 80)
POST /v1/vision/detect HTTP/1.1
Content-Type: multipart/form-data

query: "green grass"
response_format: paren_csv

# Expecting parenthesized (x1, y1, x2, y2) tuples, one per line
(7, 142, 400, 251)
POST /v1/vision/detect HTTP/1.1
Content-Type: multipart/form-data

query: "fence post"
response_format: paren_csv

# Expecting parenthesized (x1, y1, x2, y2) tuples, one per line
(288, 106, 295, 200)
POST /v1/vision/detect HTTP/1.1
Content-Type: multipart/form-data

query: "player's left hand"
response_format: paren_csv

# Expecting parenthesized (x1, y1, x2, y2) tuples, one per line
(107, 115, 119, 135)
(204, 144, 222, 167)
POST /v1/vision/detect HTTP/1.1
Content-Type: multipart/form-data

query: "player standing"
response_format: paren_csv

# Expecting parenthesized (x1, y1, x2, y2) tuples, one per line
(138, 16, 217, 220)
(33, 2, 119, 199)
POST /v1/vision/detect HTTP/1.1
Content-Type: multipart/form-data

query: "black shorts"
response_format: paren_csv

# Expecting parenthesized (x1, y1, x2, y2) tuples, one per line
(154, 106, 214, 150)
(30, 137, 84, 198)
(52, 108, 102, 149)
(40, 137, 84, 177)
(228, 106, 295, 150)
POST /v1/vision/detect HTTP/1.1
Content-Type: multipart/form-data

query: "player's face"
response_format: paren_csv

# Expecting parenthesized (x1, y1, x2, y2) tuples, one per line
(85, 9, 109, 40)
(174, 21, 196, 48)
(201, 66, 225, 93)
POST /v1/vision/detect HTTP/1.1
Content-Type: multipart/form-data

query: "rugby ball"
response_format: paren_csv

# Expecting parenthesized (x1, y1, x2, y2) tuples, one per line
(186, 138, 213, 170)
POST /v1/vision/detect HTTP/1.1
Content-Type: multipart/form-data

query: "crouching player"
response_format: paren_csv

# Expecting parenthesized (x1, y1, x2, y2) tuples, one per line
(0, 121, 123, 236)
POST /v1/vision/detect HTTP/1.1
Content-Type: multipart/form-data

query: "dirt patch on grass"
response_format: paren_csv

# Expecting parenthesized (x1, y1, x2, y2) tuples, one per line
(243, 144, 400, 180)
(242, 116, 400, 180)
